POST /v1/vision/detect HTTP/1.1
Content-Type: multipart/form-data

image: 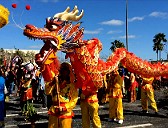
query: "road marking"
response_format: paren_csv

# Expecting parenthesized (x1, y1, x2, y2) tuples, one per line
(6, 105, 105, 117)
(5, 124, 18, 128)
(6, 114, 19, 117)
(6, 111, 48, 117)
(116, 123, 153, 128)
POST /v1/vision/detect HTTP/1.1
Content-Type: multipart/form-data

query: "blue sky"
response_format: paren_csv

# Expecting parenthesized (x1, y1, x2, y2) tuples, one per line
(1, 0, 168, 61)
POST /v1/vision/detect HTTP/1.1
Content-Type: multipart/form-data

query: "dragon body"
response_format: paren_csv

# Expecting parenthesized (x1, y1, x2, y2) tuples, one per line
(23, 6, 168, 95)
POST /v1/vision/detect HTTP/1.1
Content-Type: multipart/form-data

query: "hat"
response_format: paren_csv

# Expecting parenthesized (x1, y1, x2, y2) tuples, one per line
(25, 63, 34, 71)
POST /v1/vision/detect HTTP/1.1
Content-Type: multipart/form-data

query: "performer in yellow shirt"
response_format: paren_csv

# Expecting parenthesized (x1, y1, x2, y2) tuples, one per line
(46, 62, 78, 128)
(108, 68, 124, 124)
(141, 77, 158, 114)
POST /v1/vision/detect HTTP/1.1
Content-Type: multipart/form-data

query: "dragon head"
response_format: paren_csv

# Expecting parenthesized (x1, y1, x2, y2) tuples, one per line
(23, 6, 84, 66)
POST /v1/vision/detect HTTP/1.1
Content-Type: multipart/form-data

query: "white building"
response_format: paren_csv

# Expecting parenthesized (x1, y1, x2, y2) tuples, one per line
(4, 49, 39, 54)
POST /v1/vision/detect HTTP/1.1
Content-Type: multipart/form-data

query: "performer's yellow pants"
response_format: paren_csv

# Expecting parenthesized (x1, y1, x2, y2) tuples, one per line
(141, 89, 158, 112)
(80, 101, 101, 128)
(109, 98, 124, 120)
(48, 115, 72, 128)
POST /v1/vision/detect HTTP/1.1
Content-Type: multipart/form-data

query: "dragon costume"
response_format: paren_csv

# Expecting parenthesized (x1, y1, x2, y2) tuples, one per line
(23, 6, 168, 127)
(23, 6, 168, 95)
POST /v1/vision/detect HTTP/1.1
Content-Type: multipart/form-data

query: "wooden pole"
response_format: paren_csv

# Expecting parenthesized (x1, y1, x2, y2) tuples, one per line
(55, 76, 60, 127)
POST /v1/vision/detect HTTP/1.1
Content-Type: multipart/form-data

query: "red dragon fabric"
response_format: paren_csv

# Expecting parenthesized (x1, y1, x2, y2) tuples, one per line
(23, 6, 168, 95)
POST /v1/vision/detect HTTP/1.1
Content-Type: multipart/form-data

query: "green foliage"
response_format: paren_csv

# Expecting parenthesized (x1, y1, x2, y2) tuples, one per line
(24, 103, 39, 122)
(153, 33, 167, 61)
(110, 40, 125, 53)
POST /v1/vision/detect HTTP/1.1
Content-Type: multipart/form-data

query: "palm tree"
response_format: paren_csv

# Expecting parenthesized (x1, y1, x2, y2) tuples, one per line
(153, 33, 167, 61)
(110, 40, 125, 52)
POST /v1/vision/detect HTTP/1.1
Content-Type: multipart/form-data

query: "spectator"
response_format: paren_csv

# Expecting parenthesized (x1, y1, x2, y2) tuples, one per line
(7, 66, 16, 96)
(20, 70, 33, 114)
(38, 74, 47, 108)
(0, 70, 5, 128)
(31, 66, 38, 102)
(15, 64, 25, 95)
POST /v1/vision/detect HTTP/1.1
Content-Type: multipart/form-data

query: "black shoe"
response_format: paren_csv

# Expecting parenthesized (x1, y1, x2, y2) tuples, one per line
(141, 110, 148, 114)
(155, 112, 159, 115)
(108, 118, 117, 122)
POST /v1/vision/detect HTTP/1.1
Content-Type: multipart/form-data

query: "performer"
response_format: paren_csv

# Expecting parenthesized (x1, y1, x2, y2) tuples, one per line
(0, 70, 5, 128)
(100, 75, 109, 104)
(108, 68, 124, 124)
(141, 77, 158, 114)
(47, 62, 78, 128)
(80, 89, 101, 128)
(128, 73, 138, 103)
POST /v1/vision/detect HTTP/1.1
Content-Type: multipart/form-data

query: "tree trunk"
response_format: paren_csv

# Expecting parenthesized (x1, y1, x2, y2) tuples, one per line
(159, 50, 161, 61)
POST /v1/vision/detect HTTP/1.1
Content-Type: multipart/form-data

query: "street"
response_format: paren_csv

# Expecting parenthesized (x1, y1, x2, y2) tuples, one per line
(4, 88, 168, 128)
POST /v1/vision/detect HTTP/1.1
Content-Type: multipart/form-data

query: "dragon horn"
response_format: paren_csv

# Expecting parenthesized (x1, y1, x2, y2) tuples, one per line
(54, 6, 84, 21)
(53, 6, 70, 19)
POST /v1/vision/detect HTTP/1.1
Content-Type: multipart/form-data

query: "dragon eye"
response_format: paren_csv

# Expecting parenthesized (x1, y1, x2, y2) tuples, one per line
(50, 25, 57, 30)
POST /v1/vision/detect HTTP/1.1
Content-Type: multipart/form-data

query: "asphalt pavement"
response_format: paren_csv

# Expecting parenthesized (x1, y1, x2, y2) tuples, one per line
(4, 87, 168, 128)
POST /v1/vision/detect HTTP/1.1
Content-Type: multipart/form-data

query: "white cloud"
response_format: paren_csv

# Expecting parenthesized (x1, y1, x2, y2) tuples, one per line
(128, 16, 144, 22)
(149, 11, 168, 19)
(100, 19, 124, 26)
(107, 30, 122, 34)
(84, 28, 103, 34)
(119, 35, 136, 39)
(38, 0, 59, 2)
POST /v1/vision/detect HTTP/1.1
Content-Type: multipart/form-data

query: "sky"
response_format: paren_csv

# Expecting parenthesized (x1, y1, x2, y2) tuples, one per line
(1, 0, 168, 61)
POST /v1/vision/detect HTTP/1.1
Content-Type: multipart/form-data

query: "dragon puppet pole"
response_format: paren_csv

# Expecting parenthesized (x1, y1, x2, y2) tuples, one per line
(55, 76, 60, 107)
(54, 75, 60, 127)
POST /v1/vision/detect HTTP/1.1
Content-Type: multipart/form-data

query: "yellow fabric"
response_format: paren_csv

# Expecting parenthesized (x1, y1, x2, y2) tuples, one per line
(80, 100, 101, 128)
(141, 86, 158, 112)
(35, 70, 41, 77)
(0, 4, 10, 28)
(80, 93, 98, 102)
(48, 115, 72, 128)
(44, 53, 57, 64)
(142, 83, 154, 91)
(49, 83, 78, 117)
(108, 73, 124, 120)
(22, 79, 32, 88)
(109, 74, 123, 98)
(142, 77, 154, 85)
(45, 84, 55, 95)
(109, 98, 123, 120)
